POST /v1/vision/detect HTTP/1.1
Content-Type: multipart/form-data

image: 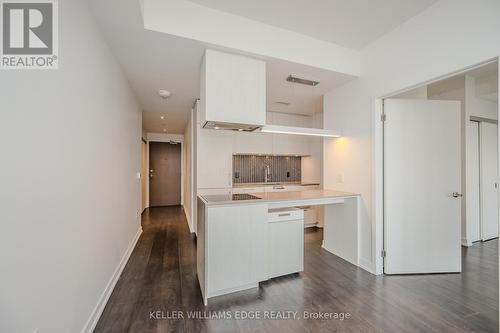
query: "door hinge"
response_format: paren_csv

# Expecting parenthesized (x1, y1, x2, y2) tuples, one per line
(381, 250, 386, 258)
(381, 114, 386, 122)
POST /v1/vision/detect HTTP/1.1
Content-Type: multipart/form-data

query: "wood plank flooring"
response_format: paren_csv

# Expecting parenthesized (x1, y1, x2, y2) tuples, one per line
(95, 206, 498, 333)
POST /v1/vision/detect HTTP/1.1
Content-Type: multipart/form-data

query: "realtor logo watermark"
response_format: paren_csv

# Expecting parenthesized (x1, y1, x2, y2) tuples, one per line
(1, 0, 58, 69)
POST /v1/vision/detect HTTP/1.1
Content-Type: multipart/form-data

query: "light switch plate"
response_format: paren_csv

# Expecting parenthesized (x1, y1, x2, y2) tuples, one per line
(337, 174, 344, 183)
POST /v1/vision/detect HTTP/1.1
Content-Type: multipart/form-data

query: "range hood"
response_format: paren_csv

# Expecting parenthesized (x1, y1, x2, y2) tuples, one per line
(203, 121, 262, 132)
(260, 125, 341, 138)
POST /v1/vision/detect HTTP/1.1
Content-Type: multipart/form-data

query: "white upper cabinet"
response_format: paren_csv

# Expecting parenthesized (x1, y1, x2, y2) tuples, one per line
(197, 128, 233, 189)
(200, 49, 266, 127)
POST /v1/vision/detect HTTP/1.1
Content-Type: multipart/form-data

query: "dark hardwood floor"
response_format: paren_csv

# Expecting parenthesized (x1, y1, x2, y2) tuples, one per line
(95, 206, 499, 333)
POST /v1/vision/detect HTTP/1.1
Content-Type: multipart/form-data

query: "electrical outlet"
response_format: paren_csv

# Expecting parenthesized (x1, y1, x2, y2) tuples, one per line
(337, 174, 344, 183)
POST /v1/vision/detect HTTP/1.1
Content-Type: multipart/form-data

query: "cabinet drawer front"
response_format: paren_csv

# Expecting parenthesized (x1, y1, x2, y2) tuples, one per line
(268, 210, 304, 222)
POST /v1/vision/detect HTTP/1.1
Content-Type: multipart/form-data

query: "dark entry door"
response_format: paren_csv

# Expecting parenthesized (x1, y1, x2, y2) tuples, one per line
(149, 142, 181, 206)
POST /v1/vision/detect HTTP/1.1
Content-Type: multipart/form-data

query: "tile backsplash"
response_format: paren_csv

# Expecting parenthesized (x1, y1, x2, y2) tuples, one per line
(233, 154, 301, 184)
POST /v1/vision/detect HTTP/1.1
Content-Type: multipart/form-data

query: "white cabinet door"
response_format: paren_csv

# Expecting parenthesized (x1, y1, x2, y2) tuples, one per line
(232, 131, 273, 154)
(207, 204, 268, 294)
(197, 129, 233, 189)
(268, 219, 304, 277)
(202, 49, 266, 126)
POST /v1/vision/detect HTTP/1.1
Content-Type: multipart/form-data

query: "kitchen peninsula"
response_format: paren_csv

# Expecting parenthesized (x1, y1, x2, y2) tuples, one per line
(197, 189, 360, 305)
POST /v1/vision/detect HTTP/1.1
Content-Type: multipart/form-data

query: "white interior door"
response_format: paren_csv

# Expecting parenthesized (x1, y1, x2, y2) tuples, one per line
(480, 122, 499, 241)
(384, 99, 462, 274)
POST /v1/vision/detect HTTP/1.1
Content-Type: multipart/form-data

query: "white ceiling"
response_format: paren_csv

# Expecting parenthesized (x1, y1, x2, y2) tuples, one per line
(266, 58, 353, 115)
(89, 0, 356, 133)
(89, 0, 205, 134)
(186, 0, 438, 50)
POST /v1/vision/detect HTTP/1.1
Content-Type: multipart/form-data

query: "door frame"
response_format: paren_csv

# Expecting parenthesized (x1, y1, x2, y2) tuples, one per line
(141, 138, 148, 212)
(478, 119, 500, 241)
(373, 57, 500, 275)
(145, 133, 185, 209)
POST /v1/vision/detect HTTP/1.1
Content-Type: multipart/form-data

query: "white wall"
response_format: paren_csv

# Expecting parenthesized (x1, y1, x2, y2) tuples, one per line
(323, 0, 500, 274)
(301, 112, 324, 184)
(0, 0, 142, 332)
(466, 76, 498, 120)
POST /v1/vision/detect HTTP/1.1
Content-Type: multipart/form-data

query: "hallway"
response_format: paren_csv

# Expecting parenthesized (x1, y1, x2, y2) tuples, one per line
(95, 207, 499, 332)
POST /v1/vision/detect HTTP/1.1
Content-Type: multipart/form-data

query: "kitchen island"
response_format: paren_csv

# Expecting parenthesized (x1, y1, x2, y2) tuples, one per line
(196, 189, 360, 305)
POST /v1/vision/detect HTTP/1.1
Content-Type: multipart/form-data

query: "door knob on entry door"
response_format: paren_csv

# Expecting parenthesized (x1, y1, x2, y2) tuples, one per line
(452, 192, 463, 198)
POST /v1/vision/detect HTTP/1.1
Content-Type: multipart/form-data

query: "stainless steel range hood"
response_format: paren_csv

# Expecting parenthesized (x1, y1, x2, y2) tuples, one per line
(203, 121, 262, 132)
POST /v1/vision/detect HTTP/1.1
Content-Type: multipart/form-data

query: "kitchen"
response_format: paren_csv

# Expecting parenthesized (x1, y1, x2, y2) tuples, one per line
(188, 49, 361, 304)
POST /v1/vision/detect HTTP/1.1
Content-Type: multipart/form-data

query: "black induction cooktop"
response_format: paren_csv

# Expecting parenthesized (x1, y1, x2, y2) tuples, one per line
(232, 193, 261, 201)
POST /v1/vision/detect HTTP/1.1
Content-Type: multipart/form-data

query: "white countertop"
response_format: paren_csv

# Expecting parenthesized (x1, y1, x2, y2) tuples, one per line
(200, 189, 359, 206)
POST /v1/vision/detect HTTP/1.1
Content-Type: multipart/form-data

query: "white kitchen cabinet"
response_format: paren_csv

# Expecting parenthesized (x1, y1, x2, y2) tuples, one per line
(232, 131, 274, 155)
(200, 49, 266, 127)
(206, 204, 268, 296)
(268, 209, 304, 278)
(197, 128, 233, 189)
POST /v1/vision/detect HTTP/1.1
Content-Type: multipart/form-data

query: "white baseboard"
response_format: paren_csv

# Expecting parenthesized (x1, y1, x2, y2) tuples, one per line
(461, 237, 472, 247)
(321, 241, 374, 275)
(183, 207, 194, 233)
(358, 258, 374, 274)
(81, 226, 143, 333)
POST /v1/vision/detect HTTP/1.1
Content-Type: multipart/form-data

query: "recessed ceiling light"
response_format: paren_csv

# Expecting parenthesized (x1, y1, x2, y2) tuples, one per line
(158, 90, 171, 99)
(160, 116, 164, 120)
(163, 129, 167, 132)
(213, 126, 220, 130)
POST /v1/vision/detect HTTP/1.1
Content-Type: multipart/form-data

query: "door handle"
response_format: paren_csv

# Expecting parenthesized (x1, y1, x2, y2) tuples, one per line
(452, 192, 463, 198)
